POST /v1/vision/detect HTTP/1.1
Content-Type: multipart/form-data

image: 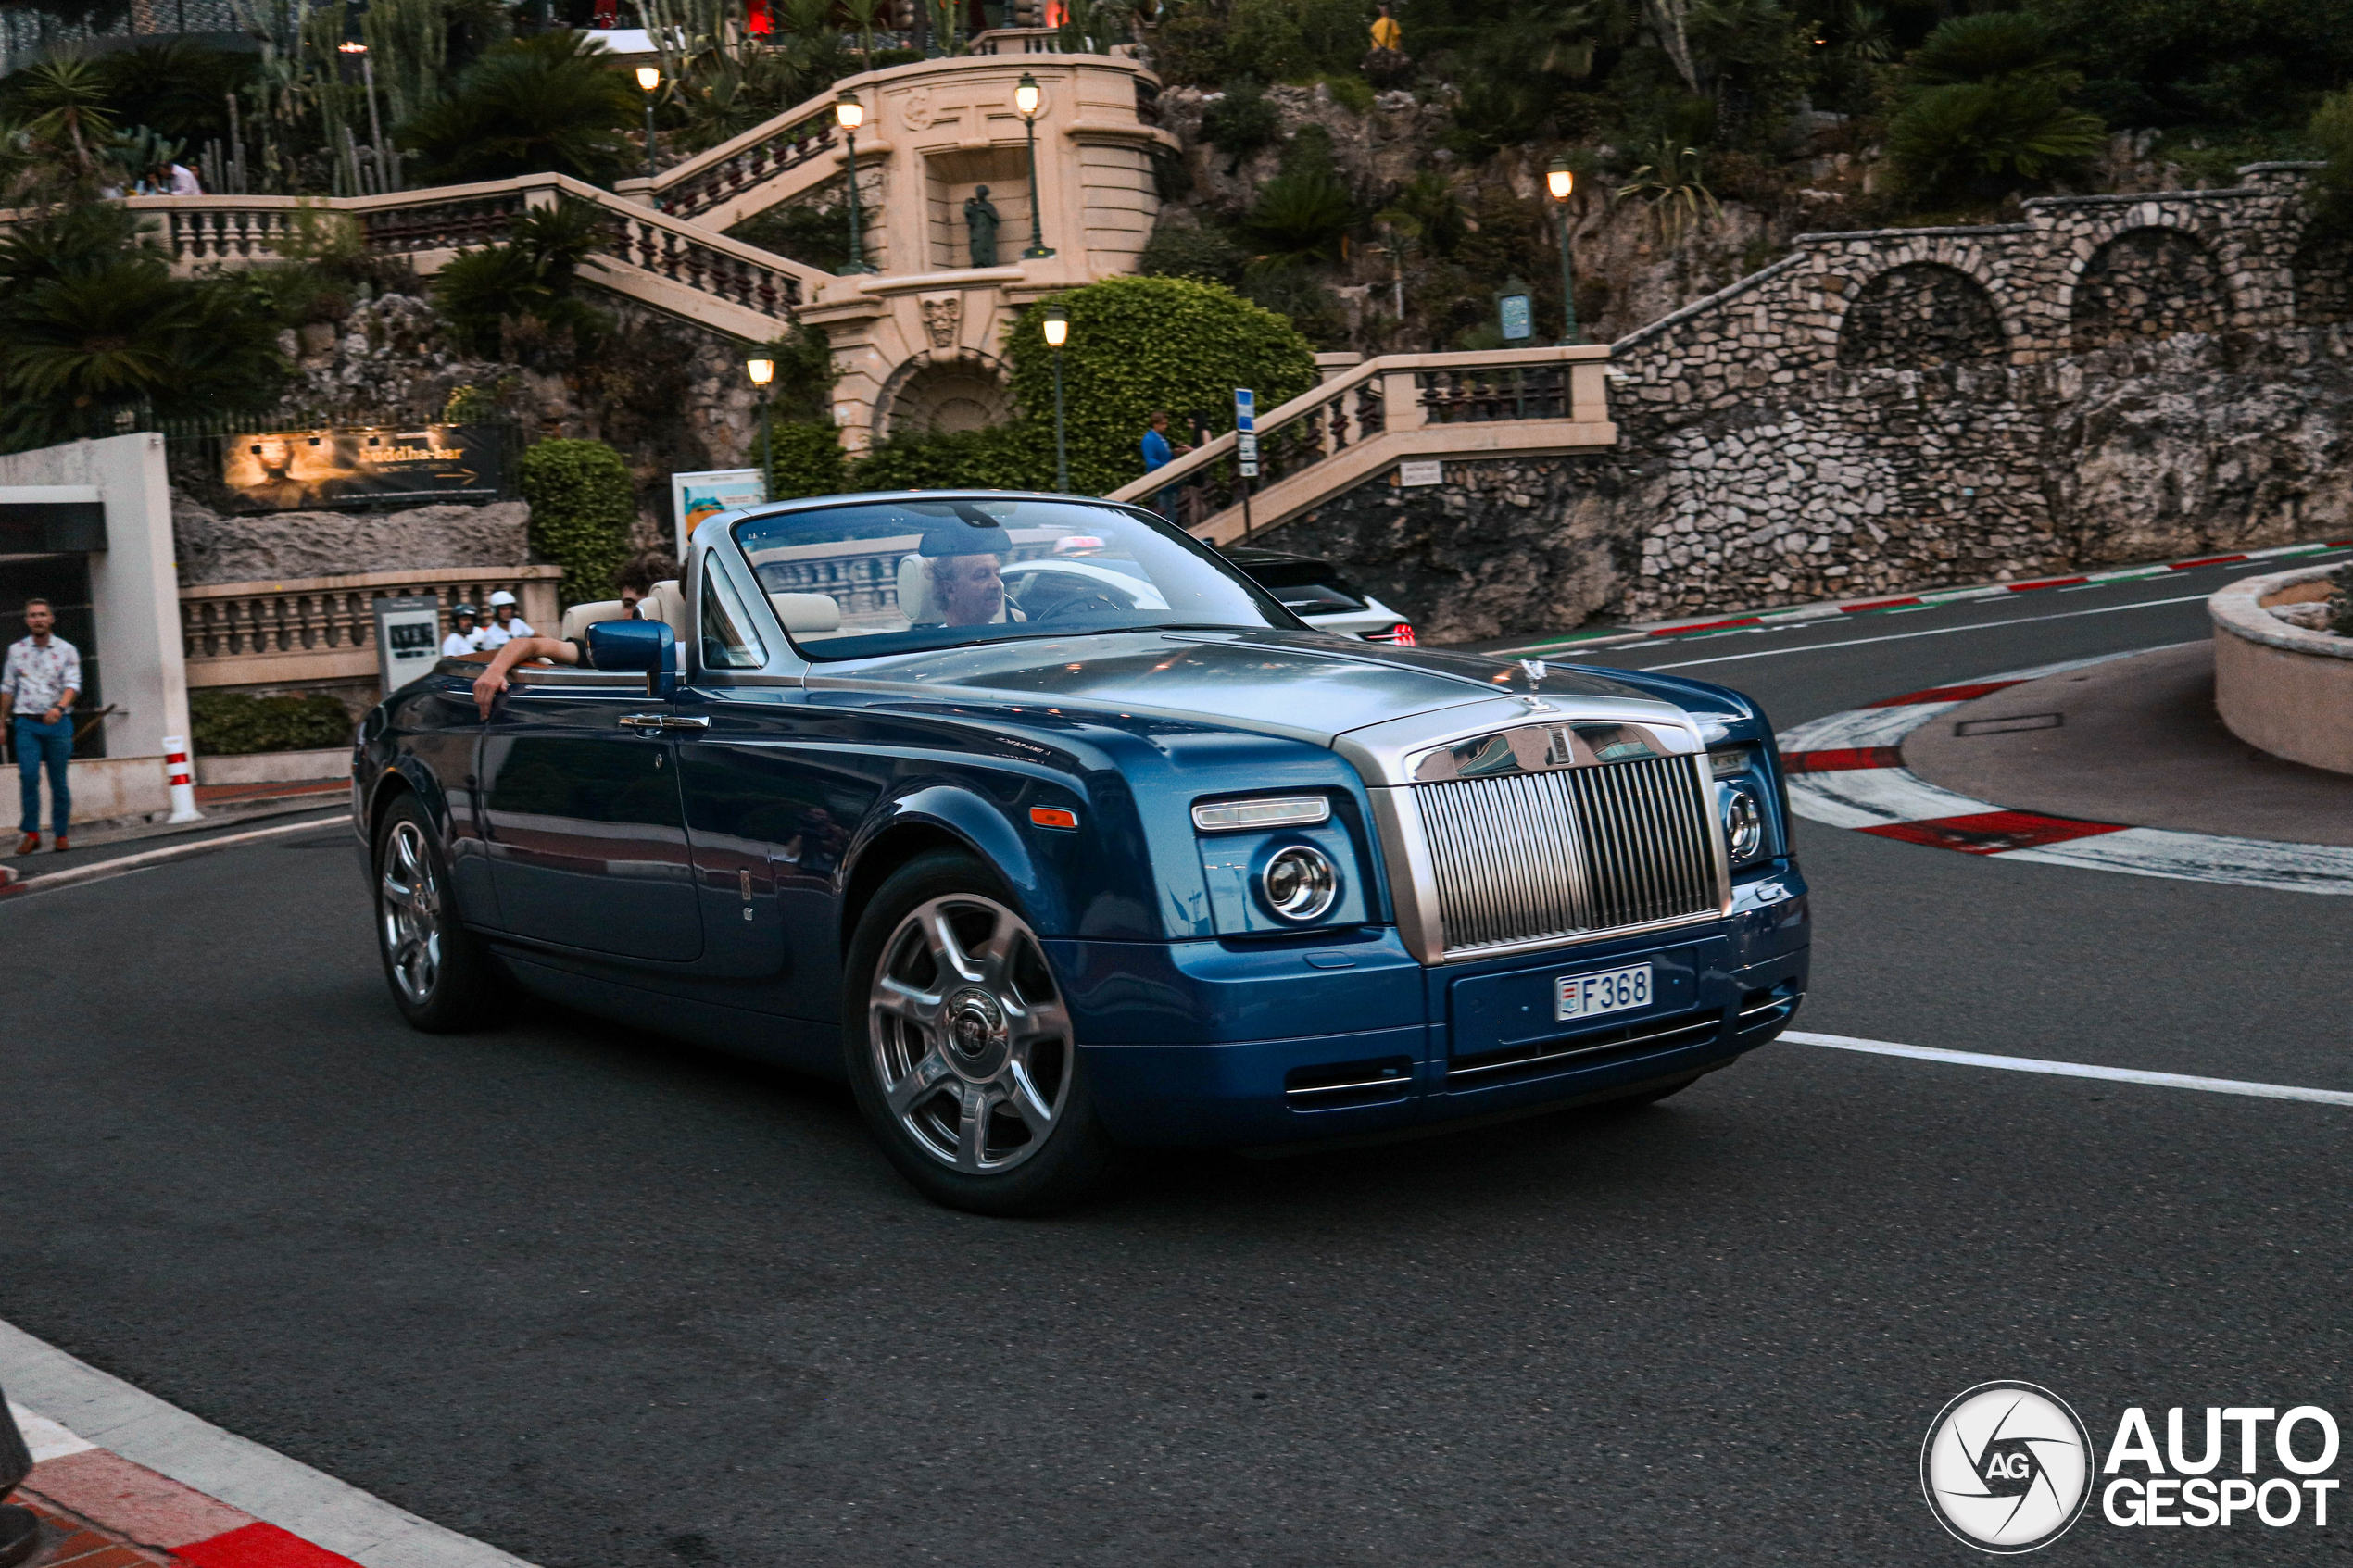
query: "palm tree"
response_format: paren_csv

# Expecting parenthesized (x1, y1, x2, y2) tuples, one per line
(14, 58, 119, 184)
(399, 31, 637, 186)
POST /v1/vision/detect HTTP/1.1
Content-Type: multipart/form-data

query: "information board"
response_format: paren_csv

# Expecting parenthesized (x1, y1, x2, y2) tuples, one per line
(672, 469, 768, 555)
(222, 425, 505, 513)
(373, 593, 442, 694)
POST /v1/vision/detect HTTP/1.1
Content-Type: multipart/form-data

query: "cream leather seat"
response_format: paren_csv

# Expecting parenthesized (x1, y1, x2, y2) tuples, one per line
(768, 592, 842, 633)
(558, 599, 629, 640)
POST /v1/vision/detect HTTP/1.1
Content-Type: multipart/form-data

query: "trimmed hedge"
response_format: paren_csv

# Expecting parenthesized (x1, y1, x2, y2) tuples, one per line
(519, 438, 635, 608)
(1000, 276, 1316, 495)
(765, 420, 849, 501)
(190, 691, 353, 756)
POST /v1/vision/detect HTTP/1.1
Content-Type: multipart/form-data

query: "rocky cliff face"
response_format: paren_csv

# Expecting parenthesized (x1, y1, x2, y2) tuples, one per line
(173, 495, 535, 588)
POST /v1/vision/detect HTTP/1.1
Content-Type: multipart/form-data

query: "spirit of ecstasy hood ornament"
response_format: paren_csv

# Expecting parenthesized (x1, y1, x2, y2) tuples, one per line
(1517, 658, 1556, 712)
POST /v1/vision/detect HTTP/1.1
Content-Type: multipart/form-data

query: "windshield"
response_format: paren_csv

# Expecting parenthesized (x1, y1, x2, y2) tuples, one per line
(732, 495, 1293, 659)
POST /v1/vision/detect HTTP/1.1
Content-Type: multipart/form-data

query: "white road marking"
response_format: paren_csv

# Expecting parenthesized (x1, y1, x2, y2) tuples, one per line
(1785, 1031, 2353, 1108)
(1786, 768, 1994, 829)
(4, 811, 350, 899)
(2003, 827, 2353, 895)
(8, 1400, 94, 1461)
(1637, 594, 2211, 671)
(1776, 699, 1965, 753)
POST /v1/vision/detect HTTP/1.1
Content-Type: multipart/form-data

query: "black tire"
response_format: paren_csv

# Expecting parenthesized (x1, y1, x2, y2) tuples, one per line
(842, 849, 1114, 1216)
(373, 794, 501, 1032)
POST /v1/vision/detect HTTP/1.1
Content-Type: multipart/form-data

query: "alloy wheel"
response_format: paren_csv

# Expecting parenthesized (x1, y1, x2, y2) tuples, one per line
(868, 893, 1073, 1174)
(379, 819, 443, 1006)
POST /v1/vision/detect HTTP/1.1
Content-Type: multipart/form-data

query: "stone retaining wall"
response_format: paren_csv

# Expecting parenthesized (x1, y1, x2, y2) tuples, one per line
(1250, 165, 2353, 641)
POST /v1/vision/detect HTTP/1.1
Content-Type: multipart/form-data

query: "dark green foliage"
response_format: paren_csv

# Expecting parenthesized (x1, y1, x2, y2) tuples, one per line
(755, 323, 838, 425)
(2029, 0, 2353, 138)
(727, 199, 871, 275)
(432, 198, 611, 356)
(1201, 81, 1283, 168)
(0, 203, 284, 450)
(1000, 275, 1316, 495)
(2332, 562, 2353, 636)
(2313, 89, 2353, 238)
(1224, 0, 1373, 81)
(765, 420, 849, 500)
(847, 423, 1047, 492)
(1241, 169, 1355, 269)
(1378, 171, 1468, 257)
(1888, 12, 2105, 202)
(1238, 264, 1351, 348)
(1139, 222, 1248, 284)
(519, 438, 637, 607)
(398, 31, 636, 187)
(189, 690, 353, 756)
(92, 42, 258, 148)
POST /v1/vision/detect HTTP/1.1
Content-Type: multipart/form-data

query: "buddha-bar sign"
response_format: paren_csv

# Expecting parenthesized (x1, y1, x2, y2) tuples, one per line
(220, 425, 507, 512)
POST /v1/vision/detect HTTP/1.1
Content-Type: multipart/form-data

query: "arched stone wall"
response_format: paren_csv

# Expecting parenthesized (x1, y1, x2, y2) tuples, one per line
(875, 351, 1014, 439)
(2292, 232, 2353, 326)
(1835, 262, 2007, 370)
(2070, 226, 2230, 350)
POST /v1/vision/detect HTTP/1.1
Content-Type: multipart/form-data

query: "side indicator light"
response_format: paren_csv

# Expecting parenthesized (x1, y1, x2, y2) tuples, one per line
(1030, 807, 1080, 830)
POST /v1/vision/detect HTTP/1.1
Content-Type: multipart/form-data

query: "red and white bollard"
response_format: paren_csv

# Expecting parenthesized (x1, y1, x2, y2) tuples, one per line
(162, 735, 203, 823)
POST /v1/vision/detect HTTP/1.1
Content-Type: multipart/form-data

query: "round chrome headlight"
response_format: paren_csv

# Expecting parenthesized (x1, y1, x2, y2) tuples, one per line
(1260, 844, 1338, 921)
(1723, 785, 1766, 862)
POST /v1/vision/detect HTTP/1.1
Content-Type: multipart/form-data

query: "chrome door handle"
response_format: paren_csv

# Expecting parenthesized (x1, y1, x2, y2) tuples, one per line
(663, 716, 711, 730)
(619, 714, 668, 728)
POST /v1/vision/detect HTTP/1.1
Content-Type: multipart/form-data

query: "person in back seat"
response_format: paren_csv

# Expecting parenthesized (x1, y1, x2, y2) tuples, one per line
(617, 550, 681, 617)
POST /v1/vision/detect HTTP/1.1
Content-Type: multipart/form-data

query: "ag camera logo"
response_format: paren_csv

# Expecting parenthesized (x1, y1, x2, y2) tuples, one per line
(1921, 1382, 2094, 1553)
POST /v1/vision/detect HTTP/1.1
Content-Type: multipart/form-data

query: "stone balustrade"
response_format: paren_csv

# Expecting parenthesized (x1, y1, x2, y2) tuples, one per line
(182, 566, 563, 690)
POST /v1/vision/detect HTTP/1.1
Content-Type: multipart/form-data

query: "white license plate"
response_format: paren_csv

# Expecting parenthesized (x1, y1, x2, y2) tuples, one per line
(1555, 962, 1653, 1021)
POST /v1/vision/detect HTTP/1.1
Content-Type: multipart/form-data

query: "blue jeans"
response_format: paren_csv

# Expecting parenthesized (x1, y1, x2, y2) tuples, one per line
(13, 716, 71, 835)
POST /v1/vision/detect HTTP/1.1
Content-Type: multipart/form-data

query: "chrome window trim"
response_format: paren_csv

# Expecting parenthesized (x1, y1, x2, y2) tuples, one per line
(686, 511, 812, 685)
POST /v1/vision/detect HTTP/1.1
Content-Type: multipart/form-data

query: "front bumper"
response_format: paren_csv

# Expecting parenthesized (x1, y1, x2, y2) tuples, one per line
(1053, 866, 1809, 1148)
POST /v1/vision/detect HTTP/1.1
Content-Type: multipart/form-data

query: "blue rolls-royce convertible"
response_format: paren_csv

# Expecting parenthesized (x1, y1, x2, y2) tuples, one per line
(354, 492, 1809, 1213)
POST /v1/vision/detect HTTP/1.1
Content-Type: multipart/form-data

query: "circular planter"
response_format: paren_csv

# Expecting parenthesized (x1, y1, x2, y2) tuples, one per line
(2210, 564, 2353, 776)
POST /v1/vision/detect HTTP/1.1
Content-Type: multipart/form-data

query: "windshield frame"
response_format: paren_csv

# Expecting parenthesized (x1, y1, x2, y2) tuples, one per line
(725, 490, 1309, 663)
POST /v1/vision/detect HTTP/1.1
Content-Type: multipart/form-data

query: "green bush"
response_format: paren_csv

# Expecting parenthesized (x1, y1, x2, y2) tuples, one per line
(1888, 12, 2106, 202)
(766, 420, 849, 500)
(2313, 88, 2353, 237)
(189, 691, 352, 757)
(848, 422, 1048, 492)
(398, 31, 636, 187)
(1201, 80, 1283, 169)
(519, 438, 636, 607)
(1139, 222, 1248, 284)
(1001, 275, 1316, 495)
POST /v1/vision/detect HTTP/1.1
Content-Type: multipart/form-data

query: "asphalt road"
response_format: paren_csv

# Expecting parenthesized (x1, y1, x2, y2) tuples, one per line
(5, 557, 2349, 1567)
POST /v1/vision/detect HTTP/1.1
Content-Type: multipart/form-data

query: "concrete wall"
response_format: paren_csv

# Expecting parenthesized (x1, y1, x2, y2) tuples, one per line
(0, 433, 184, 822)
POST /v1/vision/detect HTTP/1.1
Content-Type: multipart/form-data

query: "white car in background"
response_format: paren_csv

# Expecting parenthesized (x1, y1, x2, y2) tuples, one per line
(1223, 547, 1417, 645)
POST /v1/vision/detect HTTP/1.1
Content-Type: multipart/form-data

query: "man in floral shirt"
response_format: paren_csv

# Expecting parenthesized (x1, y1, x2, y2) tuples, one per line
(2, 597, 82, 853)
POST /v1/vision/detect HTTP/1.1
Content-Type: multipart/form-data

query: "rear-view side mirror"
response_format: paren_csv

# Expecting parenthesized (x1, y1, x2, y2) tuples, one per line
(588, 619, 677, 698)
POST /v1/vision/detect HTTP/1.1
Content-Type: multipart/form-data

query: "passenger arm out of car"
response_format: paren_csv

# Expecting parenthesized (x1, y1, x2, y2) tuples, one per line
(472, 636, 582, 718)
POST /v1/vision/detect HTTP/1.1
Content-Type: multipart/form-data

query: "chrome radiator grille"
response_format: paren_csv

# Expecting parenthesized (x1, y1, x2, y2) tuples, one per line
(1416, 753, 1723, 956)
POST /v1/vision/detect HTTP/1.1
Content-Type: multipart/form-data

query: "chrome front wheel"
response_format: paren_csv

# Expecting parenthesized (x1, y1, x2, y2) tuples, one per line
(379, 818, 442, 1007)
(868, 892, 1073, 1175)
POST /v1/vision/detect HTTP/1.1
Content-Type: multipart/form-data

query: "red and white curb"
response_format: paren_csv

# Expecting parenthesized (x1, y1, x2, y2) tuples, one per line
(1776, 652, 2353, 896)
(2, 1319, 532, 1568)
(1518, 535, 2353, 651)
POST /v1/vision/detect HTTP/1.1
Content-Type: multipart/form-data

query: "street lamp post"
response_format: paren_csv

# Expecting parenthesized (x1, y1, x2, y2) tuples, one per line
(1042, 306, 1069, 491)
(1013, 73, 1054, 259)
(1546, 157, 1579, 345)
(635, 66, 661, 185)
(834, 93, 873, 275)
(747, 354, 775, 485)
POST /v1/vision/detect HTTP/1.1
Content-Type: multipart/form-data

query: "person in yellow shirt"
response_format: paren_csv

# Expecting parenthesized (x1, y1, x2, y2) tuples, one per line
(1370, 3, 1402, 51)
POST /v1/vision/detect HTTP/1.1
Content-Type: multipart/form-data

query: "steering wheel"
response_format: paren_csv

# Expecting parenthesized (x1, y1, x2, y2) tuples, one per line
(1025, 588, 1130, 622)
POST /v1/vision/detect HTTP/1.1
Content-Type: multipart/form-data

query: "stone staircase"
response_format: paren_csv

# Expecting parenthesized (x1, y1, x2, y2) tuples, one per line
(1104, 345, 1617, 544)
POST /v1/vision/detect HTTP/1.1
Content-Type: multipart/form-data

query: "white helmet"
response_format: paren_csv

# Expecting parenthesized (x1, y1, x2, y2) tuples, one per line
(487, 589, 518, 607)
